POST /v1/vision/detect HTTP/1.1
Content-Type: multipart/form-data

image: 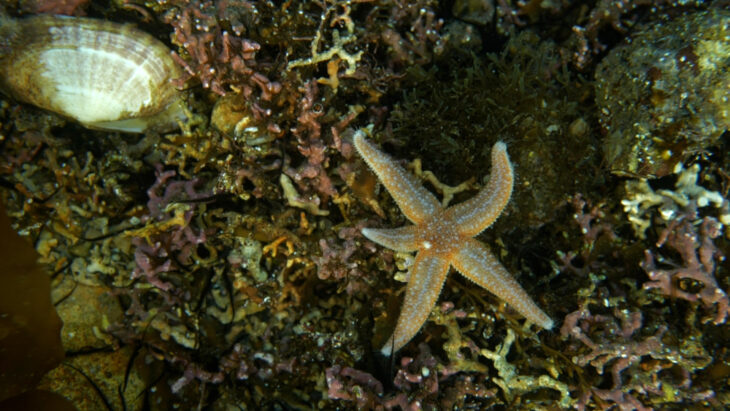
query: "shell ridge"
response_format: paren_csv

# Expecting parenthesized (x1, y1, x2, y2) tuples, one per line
(0, 15, 187, 133)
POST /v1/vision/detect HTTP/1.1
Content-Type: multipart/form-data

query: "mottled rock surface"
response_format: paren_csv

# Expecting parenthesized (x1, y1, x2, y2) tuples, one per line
(596, 10, 729, 177)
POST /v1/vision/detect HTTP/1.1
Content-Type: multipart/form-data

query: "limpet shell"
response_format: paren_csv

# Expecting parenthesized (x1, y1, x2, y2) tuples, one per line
(0, 15, 187, 133)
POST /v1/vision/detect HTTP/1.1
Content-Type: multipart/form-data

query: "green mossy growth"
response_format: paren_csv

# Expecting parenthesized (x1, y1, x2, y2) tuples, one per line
(390, 31, 599, 227)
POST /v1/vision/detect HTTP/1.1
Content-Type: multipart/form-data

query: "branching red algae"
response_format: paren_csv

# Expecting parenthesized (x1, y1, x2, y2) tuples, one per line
(0, 1, 728, 409)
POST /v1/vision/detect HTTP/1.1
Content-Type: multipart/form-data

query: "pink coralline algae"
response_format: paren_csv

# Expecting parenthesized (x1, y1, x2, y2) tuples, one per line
(131, 167, 212, 287)
(284, 81, 337, 203)
(558, 194, 618, 277)
(562, 304, 715, 410)
(325, 342, 482, 410)
(642, 216, 729, 324)
(3, 1, 729, 409)
(164, 0, 281, 98)
(314, 222, 376, 295)
(127, 166, 212, 306)
(20, 0, 90, 16)
(384, 343, 441, 410)
(325, 365, 384, 409)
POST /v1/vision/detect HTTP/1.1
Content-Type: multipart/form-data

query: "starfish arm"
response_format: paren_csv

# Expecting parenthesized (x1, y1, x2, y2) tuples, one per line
(381, 250, 450, 355)
(452, 238, 553, 329)
(354, 132, 441, 224)
(362, 225, 420, 252)
(446, 141, 514, 237)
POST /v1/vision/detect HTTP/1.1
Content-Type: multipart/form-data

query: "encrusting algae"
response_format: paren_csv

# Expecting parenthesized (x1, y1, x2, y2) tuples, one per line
(596, 10, 730, 177)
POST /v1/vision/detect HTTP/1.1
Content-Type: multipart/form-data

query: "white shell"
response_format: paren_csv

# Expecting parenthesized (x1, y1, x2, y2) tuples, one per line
(0, 15, 186, 133)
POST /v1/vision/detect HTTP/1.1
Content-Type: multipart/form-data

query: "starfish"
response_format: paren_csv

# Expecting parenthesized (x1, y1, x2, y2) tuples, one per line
(354, 132, 553, 355)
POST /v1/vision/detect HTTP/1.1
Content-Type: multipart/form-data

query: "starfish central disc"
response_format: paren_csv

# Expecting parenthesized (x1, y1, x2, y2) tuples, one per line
(417, 216, 460, 254)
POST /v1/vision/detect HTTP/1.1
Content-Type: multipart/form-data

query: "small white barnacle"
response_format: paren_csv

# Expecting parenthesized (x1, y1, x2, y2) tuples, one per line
(0, 14, 189, 133)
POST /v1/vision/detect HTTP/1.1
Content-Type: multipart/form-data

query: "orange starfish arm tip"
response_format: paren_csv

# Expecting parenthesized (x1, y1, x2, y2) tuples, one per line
(381, 251, 450, 355)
